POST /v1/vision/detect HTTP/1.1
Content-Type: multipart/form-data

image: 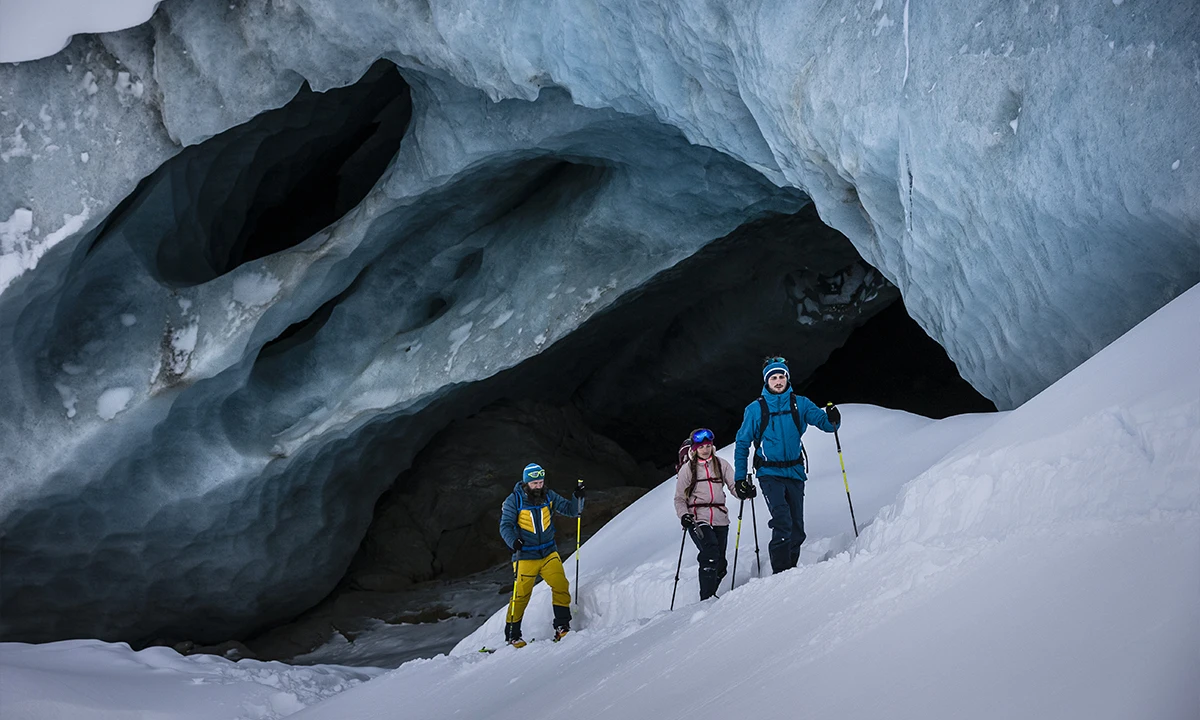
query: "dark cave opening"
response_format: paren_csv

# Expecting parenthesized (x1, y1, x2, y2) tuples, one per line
(93, 59, 411, 287)
(248, 204, 999, 663)
(800, 301, 998, 419)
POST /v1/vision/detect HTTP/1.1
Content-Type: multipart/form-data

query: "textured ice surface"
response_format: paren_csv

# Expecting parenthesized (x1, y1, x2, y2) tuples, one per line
(2, 0, 1196, 404)
(1, 0, 1198, 643)
(0, 64, 804, 642)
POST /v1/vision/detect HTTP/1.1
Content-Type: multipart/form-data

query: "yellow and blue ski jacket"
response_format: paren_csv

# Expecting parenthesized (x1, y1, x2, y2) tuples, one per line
(500, 483, 584, 561)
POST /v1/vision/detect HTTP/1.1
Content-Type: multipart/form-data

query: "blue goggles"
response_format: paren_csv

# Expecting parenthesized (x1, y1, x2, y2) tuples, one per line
(691, 428, 715, 445)
(761, 355, 787, 369)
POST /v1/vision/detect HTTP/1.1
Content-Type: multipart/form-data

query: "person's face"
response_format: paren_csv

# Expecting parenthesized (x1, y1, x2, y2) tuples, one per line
(695, 443, 714, 459)
(526, 479, 545, 490)
(767, 372, 788, 393)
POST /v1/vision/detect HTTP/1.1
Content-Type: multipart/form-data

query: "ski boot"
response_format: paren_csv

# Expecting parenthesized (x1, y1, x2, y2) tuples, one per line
(505, 621, 527, 648)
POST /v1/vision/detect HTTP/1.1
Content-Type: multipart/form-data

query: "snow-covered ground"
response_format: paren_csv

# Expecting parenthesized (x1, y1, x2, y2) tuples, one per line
(2, 283, 1197, 719)
(0, 640, 382, 720)
(0, 1, 162, 63)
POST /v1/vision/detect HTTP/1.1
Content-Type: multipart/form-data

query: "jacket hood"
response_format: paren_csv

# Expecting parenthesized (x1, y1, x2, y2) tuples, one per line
(760, 385, 792, 409)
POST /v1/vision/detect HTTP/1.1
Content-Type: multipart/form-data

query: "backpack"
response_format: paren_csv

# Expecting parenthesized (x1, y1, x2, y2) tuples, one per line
(753, 393, 808, 473)
(676, 437, 693, 474)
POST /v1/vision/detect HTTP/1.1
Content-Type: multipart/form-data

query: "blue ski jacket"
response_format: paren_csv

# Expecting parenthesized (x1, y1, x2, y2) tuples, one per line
(499, 482, 584, 561)
(734, 387, 840, 482)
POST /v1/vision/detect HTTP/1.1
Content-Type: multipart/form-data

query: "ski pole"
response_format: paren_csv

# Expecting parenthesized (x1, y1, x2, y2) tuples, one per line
(575, 479, 583, 607)
(507, 555, 520, 624)
(828, 403, 859, 537)
(750, 492, 761, 575)
(730, 497, 745, 591)
(669, 527, 687, 611)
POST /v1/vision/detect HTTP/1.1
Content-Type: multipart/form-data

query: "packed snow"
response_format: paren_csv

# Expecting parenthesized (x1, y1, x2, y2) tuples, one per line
(3, 283, 1196, 720)
(0, 640, 382, 720)
(0, 1, 162, 63)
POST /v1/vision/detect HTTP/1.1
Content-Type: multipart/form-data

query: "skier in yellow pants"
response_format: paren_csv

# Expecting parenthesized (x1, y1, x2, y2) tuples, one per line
(499, 463, 585, 646)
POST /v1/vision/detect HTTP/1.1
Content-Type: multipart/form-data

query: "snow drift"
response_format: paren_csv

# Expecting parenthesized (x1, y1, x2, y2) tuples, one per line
(3, 280, 1195, 720)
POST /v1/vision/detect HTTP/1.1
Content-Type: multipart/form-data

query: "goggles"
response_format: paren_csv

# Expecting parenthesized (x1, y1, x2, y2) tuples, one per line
(761, 356, 787, 369)
(526, 469, 546, 479)
(691, 428, 715, 445)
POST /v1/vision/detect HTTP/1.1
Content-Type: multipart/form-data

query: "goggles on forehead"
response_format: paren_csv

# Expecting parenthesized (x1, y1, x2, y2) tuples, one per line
(762, 355, 787, 369)
(691, 428, 715, 445)
(526, 469, 546, 479)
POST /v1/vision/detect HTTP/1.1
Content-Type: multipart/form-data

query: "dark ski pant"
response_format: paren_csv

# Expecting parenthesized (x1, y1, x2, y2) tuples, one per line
(759, 475, 805, 573)
(688, 523, 729, 600)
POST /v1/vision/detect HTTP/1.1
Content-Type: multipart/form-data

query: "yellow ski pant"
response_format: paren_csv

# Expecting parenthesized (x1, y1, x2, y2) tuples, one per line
(508, 552, 571, 622)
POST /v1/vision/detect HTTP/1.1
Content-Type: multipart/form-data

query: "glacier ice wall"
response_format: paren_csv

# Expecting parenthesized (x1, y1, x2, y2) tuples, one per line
(1, 0, 1198, 643)
(5, 0, 1198, 405)
(0, 63, 806, 641)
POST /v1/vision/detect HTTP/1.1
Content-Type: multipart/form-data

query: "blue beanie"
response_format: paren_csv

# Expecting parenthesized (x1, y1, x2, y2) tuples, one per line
(763, 360, 790, 383)
(522, 463, 546, 484)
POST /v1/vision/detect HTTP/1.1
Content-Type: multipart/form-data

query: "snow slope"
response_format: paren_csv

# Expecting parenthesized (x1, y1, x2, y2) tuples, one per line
(292, 286, 1199, 719)
(1, 283, 1196, 719)
(0, 640, 381, 720)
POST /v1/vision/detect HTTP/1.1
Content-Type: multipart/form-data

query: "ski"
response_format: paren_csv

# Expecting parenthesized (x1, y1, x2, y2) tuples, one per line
(479, 638, 536, 653)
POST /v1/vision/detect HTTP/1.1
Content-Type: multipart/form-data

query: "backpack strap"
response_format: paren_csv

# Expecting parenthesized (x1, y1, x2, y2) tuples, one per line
(753, 392, 808, 472)
(684, 454, 723, 499)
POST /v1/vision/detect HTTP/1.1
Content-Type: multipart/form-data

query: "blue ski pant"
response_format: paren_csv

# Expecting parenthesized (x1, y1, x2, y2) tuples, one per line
(758, 475, 805, 573)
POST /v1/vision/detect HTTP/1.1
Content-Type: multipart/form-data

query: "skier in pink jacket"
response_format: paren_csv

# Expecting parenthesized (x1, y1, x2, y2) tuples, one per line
(673, 428, 737, 600)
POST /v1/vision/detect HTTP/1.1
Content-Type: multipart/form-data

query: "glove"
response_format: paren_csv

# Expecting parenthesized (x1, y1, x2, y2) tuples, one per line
(735, 479, 757, 499)
(511, 538, 523, 552)
(680, 513, 695, 530)
(826, 405, 841, 425)
(573, 482, 586, 499)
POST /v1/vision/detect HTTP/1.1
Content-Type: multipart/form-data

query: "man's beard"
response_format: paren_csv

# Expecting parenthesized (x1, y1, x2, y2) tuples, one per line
(524, 486, 547, 503)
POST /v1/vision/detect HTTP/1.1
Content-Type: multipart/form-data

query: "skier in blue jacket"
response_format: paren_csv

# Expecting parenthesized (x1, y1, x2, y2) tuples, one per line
(733, 357, 841, 574)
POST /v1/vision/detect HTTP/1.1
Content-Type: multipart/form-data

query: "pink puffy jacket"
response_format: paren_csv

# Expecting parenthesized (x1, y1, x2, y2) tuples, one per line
(673, 455, 737, 527)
